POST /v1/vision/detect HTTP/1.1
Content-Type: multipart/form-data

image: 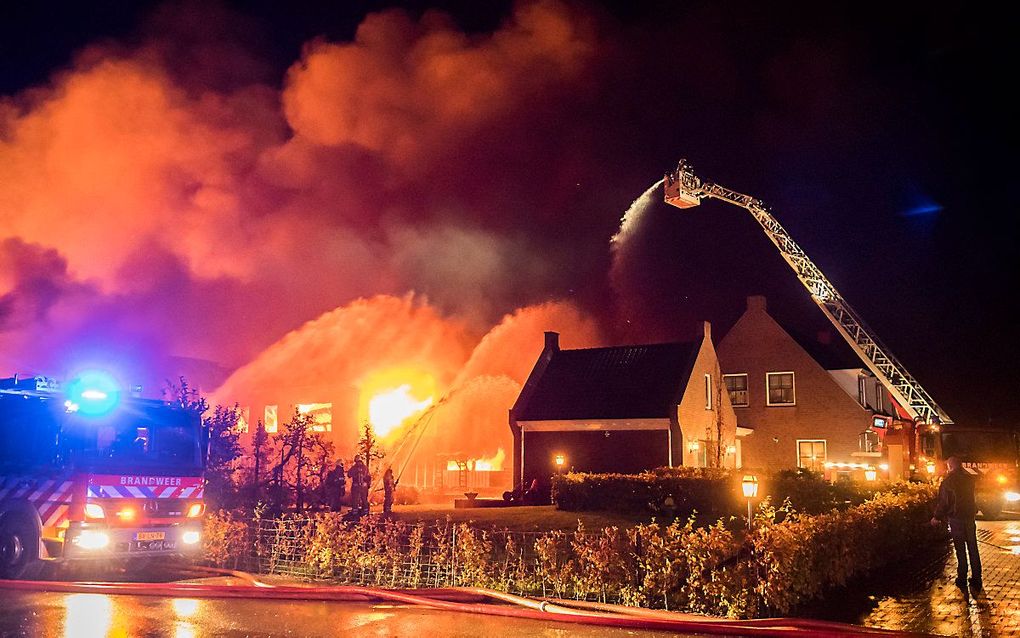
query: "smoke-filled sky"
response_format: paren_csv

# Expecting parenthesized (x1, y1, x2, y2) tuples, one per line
(1, 1, 1015, 434)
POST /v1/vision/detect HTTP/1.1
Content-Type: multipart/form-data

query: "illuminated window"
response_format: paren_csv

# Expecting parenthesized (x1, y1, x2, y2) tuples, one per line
(297, 403, 332, 432)
(797, 440, 826, 472)
(859, 430, 880, 453)
(766, 372, 795, 406)
(236, 406, 250, 433)
(264, 405, 278, 434)
(724, 374, 748, 407)
(704, 374, 712, 410)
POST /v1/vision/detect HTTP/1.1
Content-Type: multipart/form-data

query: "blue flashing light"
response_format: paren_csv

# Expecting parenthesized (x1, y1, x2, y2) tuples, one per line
(65, 370, 122, 417)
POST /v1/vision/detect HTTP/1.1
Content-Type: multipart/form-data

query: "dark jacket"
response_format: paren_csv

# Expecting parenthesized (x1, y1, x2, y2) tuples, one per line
(934, 468, 977, 521)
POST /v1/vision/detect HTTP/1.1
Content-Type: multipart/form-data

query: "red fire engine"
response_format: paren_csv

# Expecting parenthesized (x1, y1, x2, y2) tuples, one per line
(0, 373, 206, 578)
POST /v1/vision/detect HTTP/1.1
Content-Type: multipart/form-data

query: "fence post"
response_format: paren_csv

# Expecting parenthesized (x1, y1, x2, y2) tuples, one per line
(451, 523, 457, 587)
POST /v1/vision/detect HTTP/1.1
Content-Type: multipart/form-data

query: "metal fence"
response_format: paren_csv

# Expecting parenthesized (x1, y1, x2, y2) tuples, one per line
(239, 514, 639, 602)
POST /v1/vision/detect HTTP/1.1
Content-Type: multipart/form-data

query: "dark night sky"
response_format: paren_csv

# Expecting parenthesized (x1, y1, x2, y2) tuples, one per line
(1, 1, 1016, 428)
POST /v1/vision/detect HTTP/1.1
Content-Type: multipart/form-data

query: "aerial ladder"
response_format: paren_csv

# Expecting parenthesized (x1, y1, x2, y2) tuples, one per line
(664, 160, 951, 428)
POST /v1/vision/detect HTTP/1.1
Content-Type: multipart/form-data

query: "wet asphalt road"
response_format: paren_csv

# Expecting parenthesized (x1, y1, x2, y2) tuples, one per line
(0, 559, 695, 637)
(0, 586, 689, 638)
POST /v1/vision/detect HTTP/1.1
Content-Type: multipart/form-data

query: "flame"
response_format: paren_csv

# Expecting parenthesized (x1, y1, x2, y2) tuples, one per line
(360, 368, 436, 438)
(445, 448, 505, 472)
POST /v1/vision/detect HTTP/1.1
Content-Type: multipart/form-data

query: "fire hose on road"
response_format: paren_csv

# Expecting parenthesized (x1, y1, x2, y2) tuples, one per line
(0, 567, 938, 637)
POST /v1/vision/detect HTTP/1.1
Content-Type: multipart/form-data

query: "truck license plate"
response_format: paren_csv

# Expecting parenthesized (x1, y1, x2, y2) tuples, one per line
(135, 531, 165, 541)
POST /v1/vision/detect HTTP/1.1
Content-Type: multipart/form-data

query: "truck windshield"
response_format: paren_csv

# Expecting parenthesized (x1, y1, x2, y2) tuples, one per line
(941, 430, 1018, 463)
(62, 402, 203, 473)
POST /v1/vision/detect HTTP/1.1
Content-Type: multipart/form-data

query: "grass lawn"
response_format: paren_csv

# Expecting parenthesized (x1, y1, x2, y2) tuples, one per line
(390, 504, 654, 532)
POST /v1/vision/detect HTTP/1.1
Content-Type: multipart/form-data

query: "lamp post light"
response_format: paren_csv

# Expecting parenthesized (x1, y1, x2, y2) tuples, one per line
(554, 453, 565, 473)
(741, 474, 759, 530)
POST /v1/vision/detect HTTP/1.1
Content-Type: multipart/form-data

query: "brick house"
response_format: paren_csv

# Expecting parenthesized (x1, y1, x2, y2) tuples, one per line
(716, 296, 900, 472)
(509, 323, 738, 491)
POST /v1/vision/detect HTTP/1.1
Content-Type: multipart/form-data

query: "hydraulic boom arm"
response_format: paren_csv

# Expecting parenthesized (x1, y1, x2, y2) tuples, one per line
(664, 160, 952, 425)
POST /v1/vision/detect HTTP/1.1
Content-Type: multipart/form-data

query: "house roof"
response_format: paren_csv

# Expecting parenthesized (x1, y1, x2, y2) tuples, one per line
(514, 341, 701, 421)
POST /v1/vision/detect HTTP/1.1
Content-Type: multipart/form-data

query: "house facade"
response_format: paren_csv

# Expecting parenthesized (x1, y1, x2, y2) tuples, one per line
(509, 323, 739, 491)
(716, 296, 900, 472)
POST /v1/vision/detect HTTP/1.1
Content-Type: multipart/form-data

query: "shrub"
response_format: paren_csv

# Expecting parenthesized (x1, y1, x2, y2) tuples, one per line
(552, 468, 738, 519)
(214, 481, 941, 619)
(202, 511, 251, 568)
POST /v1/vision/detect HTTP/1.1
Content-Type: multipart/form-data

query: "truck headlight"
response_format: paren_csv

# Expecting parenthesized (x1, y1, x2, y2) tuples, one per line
(186, 503, 205, 518)
(73, 530, 110, 550)
(1005, 492, 1020, 503)
(182, 530, 201, 545)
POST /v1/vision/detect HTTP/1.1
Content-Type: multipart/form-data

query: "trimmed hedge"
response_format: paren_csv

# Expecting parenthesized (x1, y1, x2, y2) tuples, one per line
(551, 467, 738, 519)
(552, 467, 884, 518)
(203, 483, 942, 618)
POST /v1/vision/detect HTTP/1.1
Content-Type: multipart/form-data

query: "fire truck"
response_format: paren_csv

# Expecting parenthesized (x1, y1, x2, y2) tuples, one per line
(0, 373, 206, 578)
(664, 160, 1020, 517)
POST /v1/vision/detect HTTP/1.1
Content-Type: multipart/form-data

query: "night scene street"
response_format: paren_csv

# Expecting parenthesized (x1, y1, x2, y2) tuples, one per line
(1, 1, 1016, 637)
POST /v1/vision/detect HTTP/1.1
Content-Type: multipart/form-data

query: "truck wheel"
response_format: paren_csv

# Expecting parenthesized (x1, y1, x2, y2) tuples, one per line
(0, 514, 43, 580)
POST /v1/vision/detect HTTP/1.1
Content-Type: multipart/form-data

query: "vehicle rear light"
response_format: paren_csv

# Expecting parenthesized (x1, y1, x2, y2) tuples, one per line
(186, 503, 205, 518)
(84, 503, 105, 520)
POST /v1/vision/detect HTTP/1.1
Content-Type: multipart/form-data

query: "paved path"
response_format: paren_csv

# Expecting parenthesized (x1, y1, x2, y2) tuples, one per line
(851, 519, 1020, 637)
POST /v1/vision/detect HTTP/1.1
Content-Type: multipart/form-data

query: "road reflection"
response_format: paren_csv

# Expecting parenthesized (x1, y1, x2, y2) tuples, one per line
(64, 594, 113, 638)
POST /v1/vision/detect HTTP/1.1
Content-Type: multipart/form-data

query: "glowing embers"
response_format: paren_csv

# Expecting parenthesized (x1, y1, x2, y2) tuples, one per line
(359, 368, 437, 438)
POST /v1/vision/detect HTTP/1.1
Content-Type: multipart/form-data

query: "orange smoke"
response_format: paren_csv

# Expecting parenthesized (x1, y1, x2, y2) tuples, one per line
(282, 0, 595, 166)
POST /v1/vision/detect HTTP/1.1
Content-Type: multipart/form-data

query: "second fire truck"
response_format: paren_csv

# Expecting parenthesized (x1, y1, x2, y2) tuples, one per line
(664, 160, 1020, 517)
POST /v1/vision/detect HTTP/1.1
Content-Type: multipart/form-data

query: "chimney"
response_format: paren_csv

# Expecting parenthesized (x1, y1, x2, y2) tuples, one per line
(702, 321, 711, 340)
(747, 295, 767, 312)
(544, 331, 560, 352)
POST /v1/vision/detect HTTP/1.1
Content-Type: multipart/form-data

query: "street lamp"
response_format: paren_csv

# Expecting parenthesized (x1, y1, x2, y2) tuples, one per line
(741, 474, 759, 529)
(554, 453, 565, 472)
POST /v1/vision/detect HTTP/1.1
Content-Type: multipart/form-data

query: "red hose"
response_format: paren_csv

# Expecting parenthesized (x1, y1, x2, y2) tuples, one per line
(0, 577, 937, 637)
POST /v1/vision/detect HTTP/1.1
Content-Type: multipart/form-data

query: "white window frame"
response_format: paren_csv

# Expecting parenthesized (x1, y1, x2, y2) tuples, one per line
(704, 374, 712, 410)
(723, 373, 749, 407)
(766, 371, 796, 406)
(796, 439, 827, 471)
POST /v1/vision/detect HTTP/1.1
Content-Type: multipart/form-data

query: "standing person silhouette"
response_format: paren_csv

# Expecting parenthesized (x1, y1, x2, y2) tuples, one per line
(931, 456, 982, 590)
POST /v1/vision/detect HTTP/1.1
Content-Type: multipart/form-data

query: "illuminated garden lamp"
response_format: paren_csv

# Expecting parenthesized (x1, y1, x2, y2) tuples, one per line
(554, 453, 566, 471)
(741, 474, 759, 529)
(864, 469, 878, 482)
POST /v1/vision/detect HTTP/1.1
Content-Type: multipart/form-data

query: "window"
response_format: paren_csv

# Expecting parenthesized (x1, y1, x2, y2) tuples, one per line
(724, 374, 748, 407)
(859, 430, 880, 453)
(236, 406, 250, 433)
(857, 377, 866, 407)
(297, 403, 332, 432)
(797, 440, 826, 472)
(766, 372, 796, 406)
(875, 387, 884, 412)
(704, 374, 713, 410)
(264, 405, 278, 434)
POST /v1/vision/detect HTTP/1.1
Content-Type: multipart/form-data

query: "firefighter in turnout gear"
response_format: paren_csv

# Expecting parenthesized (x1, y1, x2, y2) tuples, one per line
(348, 457, 369, 516)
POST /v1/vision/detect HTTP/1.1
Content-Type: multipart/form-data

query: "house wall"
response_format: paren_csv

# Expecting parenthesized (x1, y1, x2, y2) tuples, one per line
(521, 430, 670, 490)
(717, 296, 872, 470)
(677, 326, 740, 468)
